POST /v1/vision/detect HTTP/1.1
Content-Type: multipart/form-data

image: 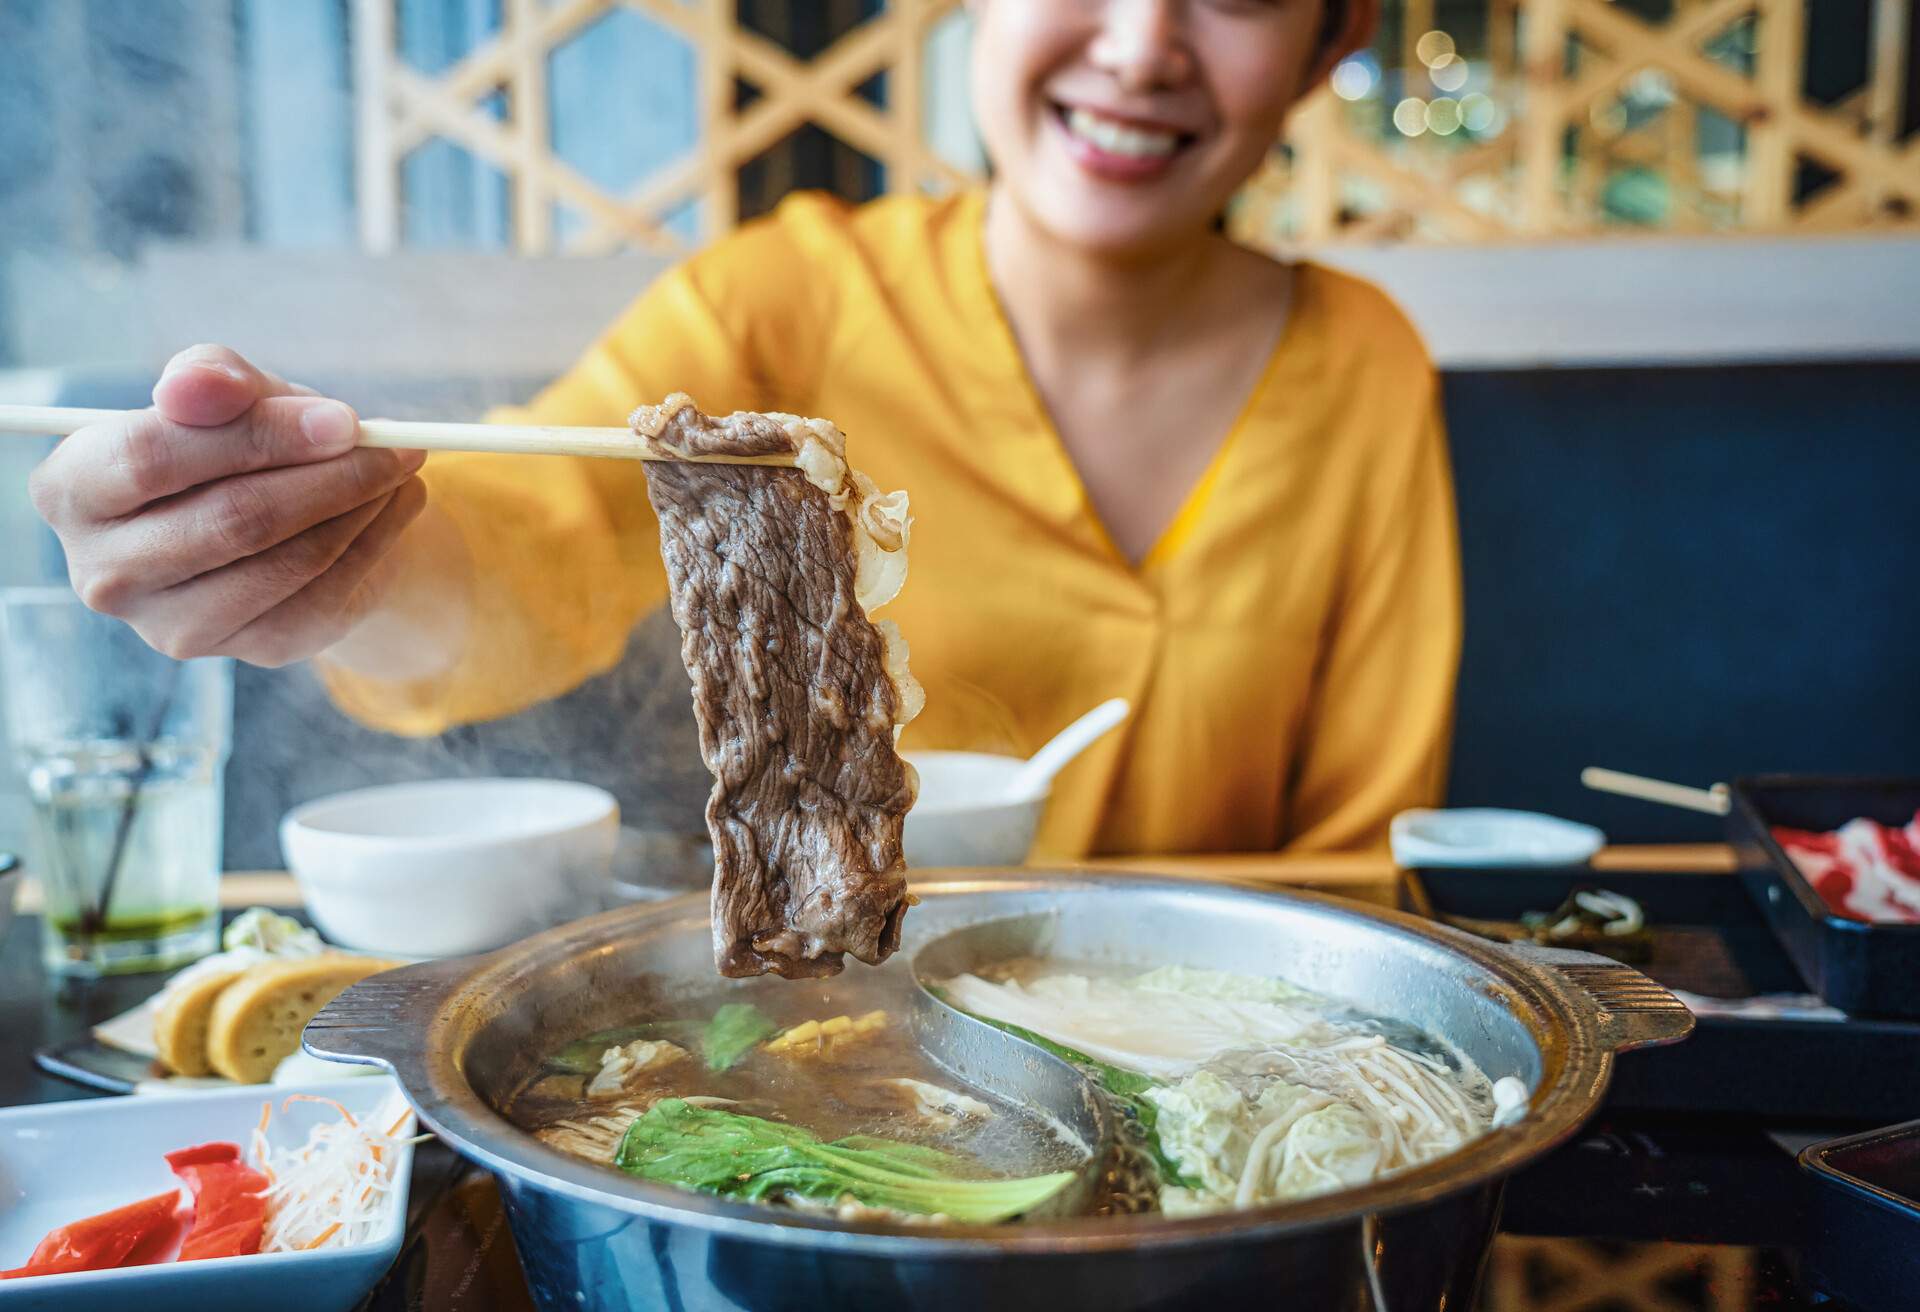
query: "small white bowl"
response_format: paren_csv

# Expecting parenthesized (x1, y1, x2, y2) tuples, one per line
(902, 751, 1048, 869)
(280, 779, 618, 957)
(1390, 807, 1606, 869)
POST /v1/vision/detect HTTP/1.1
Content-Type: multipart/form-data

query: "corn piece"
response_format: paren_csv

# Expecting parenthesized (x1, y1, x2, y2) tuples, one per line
(765, 1009, 889, 1058)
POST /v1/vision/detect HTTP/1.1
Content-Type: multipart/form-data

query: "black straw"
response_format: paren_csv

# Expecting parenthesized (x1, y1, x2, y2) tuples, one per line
(77, 659, 183, 938)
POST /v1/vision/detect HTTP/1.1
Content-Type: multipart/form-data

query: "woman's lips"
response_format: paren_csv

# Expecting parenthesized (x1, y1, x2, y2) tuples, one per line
(1050, 104, 1193, 183)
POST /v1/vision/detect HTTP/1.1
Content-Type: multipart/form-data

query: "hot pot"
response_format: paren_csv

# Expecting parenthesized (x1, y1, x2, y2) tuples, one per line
(304, 871, 1693, 1312)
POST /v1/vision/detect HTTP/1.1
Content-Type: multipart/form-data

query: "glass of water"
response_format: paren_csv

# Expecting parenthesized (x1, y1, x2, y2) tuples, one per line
(0, 588, 231, 976)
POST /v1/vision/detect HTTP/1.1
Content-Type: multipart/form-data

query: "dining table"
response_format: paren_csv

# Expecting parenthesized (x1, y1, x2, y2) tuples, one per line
(0, 848, 1850, 1311)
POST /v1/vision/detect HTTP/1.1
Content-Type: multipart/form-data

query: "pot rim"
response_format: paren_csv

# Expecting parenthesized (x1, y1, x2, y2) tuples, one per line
(305, 869, 1691, 1256)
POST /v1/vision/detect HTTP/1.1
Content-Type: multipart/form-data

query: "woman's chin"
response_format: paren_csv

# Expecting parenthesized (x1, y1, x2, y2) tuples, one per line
(1023, 193, 1214, 260)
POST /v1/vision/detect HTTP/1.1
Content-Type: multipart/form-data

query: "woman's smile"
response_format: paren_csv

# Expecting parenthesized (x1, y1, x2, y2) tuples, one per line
(1049, 100, 1199, 182)
(972, 0, 1350, 257)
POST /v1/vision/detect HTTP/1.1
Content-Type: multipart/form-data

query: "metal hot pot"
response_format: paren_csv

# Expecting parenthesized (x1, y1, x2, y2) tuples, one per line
(305, 871, 1692, 1311)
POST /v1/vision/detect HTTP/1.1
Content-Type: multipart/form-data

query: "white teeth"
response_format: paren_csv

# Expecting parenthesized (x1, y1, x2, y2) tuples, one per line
(1065, 107, 1179, 159)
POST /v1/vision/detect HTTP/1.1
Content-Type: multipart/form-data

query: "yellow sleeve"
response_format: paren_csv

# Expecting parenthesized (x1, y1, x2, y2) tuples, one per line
(1283, 384, 1461, 852)
(319, 198, 842, 735)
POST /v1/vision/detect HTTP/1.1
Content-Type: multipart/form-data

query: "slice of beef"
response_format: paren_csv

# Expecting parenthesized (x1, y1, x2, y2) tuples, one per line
(636, 398, 917, 979)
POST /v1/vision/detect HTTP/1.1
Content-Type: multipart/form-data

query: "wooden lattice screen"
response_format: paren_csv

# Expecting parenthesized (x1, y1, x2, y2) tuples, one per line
(351, 0, 1919, 255)
(1484, 1237, 1758, 1312)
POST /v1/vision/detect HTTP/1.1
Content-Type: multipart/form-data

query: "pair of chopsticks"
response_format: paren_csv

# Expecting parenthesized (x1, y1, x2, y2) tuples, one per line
(1582, 766, 1730, 816)
(0, 405, 797, 467)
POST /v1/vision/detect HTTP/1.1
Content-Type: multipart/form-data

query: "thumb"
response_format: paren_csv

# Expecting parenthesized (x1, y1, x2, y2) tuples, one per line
(151, 344, 315, 428)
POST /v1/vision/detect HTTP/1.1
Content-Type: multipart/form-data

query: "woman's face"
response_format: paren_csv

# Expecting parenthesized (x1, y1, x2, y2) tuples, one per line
(971, 0, 1347, 257)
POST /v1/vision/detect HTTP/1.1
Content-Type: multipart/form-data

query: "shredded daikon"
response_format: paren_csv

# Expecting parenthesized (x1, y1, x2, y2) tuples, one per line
(249, 1092, 422, 1253)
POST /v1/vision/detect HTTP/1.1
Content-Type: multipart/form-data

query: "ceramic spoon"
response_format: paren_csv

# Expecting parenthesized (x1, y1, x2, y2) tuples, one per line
(1006, 699, 1131, 800)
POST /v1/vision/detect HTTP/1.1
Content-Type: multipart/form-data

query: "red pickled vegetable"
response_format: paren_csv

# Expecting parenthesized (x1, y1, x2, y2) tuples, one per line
(0, 1189, 185, 1279)
(166, 1141, 270, 1261)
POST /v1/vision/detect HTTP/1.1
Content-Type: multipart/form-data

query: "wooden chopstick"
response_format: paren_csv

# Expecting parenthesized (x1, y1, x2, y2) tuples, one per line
(1581, 767, 1731, 816)
(0, 404, 797, 467)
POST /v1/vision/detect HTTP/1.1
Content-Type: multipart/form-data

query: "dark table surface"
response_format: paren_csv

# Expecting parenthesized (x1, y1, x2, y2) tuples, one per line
(0, 910, 1853, 1312)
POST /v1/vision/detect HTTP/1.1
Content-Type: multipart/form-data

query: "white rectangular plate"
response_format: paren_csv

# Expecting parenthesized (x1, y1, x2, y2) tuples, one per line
(0, 1080, 412, 1312)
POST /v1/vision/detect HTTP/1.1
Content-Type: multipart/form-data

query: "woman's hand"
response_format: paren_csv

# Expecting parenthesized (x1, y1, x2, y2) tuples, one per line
(29, 344, 429, 668)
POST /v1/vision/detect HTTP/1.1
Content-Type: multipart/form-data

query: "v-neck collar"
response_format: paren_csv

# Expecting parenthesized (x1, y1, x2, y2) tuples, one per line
(953, 190, 1316, 582)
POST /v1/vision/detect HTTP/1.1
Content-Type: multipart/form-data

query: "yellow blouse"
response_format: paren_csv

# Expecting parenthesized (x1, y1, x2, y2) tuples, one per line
(323, 190, 1460, 857)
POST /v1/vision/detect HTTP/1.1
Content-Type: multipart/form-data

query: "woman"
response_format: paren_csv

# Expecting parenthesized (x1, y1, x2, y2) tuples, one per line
(31, 0, 1456, 858)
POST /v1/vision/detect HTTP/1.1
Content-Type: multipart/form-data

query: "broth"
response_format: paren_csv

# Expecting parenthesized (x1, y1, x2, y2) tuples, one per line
(504, 957, 1517, 1225)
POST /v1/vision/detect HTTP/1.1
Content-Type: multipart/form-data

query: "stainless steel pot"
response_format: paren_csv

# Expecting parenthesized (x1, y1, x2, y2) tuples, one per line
(306, 871, 1692, 1312)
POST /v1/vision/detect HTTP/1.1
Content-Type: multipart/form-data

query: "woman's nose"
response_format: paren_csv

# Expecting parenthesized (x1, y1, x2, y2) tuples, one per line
(1087, 0, 1193, 92)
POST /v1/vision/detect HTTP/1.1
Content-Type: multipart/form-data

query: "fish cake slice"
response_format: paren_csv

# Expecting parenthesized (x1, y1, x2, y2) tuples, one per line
(153, 964, 252, 1076)
(205, 955, 398, 1084)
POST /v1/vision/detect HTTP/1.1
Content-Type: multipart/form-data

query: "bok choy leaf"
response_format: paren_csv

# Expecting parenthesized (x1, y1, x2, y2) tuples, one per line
(614, 1099, 1074, 1223)
(700, 1003, 778, 1071)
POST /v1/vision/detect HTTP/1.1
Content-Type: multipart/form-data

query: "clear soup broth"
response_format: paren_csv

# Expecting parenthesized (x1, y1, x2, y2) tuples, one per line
(505, 956, 1519, 1226)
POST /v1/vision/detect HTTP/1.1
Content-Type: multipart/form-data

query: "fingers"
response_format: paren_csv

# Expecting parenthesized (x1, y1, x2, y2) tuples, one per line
(125, 479, 417, 661)
(41, 395, 363, 523)
(217, 477, 429, 667)
(70, 447, 427, 600)
(150, 344, 314, 428)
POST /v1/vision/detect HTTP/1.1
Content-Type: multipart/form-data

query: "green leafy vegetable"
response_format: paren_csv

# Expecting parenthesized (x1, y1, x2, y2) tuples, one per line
(700, 1003, 778, 1072)
(614, 1099, 1075, 1223)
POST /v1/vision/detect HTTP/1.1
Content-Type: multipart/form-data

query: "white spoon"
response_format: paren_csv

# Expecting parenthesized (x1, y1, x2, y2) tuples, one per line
(1006, 698, 1131, 800)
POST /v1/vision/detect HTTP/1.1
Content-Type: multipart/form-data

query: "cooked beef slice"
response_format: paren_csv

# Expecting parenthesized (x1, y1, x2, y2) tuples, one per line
(640, 403, 914, 979)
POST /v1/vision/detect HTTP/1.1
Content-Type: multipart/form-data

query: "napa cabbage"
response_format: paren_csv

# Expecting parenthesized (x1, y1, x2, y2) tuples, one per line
(1134, 965, 1320, 1007)
(938, 971, 1333, 1080)
(1148, 1070, 1386, 1215)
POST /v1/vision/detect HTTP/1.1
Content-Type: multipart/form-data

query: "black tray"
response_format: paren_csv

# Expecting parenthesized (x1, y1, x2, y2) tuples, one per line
(1798, 1118, 1920, 1312)
(1402, 865, 1920, 1124)
(1729, 775, 1920, 1018)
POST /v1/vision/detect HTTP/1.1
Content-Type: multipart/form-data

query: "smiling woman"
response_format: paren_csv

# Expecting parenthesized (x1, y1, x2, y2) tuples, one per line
(970, 0, 1365, 255)
(34, 0, 1454, 863)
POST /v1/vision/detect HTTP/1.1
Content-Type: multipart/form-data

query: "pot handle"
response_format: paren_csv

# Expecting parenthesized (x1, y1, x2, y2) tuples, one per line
(1500, 943, 1695, 1052)
(301, 955, 474, 1075)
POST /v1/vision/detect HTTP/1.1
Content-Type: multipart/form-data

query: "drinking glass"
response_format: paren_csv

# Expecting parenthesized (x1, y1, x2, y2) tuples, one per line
(0, 588, 231, 976)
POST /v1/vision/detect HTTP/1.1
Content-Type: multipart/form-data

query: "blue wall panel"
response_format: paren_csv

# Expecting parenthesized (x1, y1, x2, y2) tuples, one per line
(1442, 361, 1920, 842)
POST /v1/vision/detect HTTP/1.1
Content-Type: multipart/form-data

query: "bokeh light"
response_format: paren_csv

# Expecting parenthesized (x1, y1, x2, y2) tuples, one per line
(1430, 54, 1470, 93)
(1331, 57, 1376, 101)
(1425, 98, 1462, 135)
(1393, 97, 1429, 137)
(1460, 92, 1497, 132)
(1415, 30, 1456, 68)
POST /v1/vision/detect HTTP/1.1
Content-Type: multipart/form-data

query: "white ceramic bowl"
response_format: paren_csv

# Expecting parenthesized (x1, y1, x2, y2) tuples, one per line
(1389, 807, 1607, 868)
(280, 779, 619, 957)
(902, 751, 1047, 869)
